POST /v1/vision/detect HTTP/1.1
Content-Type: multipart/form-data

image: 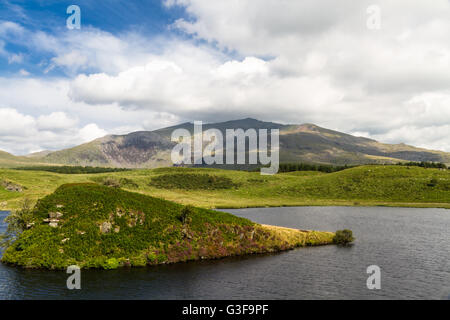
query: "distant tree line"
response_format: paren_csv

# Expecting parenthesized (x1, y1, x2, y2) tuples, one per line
(15, 166, 130, 174)
(396, 161, 447, 169)
(277, 163, 353, 173)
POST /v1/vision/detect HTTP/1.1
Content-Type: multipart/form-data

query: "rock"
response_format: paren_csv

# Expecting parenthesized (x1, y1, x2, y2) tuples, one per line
(56, 204, 64, 208)
(1, 180, 23, 192)
(100, 221, 112, 233)
(26, 222, 35, 229)
(49, 222, 58, 228)
(0, 201, 7, 207)
(61, 238, 70, 243)
(49, 212, 63, 219)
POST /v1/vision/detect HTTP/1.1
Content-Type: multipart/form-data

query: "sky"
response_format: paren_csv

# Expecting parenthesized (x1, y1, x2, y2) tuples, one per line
(1, 0, 450, 155)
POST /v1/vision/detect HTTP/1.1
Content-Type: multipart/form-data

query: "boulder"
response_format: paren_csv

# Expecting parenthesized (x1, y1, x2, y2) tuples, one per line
(49, 212, 63, 219)
(100, 221, 112, 234)
(1, 180, 23, 192)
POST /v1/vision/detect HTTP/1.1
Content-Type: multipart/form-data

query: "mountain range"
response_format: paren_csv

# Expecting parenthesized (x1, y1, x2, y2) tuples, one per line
(1, 118, 449, 168)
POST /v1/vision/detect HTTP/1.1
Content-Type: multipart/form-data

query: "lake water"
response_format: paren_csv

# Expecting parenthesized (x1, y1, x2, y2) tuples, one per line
(0, 207, 449, 300)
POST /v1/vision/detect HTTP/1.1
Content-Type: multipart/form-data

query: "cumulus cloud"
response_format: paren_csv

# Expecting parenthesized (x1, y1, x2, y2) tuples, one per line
(2, 1, 450, 154)
(0, 107, 108, 155)
(0, 76, 182, 154)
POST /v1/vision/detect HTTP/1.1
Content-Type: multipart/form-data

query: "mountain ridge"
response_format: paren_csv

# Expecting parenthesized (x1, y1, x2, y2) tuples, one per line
(2, 118, 450, 168)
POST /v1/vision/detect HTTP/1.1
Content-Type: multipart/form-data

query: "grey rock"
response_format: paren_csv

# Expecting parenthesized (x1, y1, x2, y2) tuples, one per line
(100, 221, 112, 233)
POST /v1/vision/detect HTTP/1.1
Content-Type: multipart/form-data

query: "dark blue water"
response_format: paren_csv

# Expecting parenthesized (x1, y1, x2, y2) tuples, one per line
(0, 207, 449, 300)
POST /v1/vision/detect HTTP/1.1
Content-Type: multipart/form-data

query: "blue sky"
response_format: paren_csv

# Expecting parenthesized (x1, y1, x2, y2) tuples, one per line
(1, 0, 450, 155)
(0, 0, 189, 77)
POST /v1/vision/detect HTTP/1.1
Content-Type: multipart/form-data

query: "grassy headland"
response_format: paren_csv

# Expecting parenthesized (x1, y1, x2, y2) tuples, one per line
(1, 184, 333, 269)
(0, 165, 450, 210)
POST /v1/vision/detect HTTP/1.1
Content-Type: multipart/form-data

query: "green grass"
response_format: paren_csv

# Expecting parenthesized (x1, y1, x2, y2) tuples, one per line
(15, 166, 130, 174)
(0, 165, 450, 210)
(150, 173, 240, 190)
(1, 183, 333, 269)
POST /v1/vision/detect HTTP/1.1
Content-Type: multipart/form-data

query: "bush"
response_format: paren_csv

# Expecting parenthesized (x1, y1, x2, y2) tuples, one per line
(0, 198, 34, 249)
(333, 229, 354, 245)
(103, 258, 119, 269)
(149, 173, 240, 190)
(427, 178, 438, 187)
(91, 177, 139, 189)
(180, 205, 194, 224)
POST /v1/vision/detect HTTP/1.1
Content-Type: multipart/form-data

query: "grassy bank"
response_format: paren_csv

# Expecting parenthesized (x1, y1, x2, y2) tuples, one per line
(1, 165, 450, 210)
(1, 184, 334, 269)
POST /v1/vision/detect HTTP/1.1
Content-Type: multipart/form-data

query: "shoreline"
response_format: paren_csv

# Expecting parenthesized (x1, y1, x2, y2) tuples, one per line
(2, 201, 450, 212)
(1, 224, 335, 270)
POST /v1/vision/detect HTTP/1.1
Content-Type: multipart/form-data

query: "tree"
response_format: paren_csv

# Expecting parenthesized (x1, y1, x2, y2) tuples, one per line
(179, 205, 193, 225)
(0, 199, 34, 249)
(333, 229, 355, 245)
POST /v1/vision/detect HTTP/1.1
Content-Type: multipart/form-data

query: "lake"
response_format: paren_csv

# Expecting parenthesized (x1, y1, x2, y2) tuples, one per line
(0, 207, 449, 300)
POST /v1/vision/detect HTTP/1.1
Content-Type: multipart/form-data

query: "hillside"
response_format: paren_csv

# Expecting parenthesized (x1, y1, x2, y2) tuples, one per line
(0, 183, 334, 269)
(21, 118, 450, 168)
(1, 165, 449, 210)
(0, 150, 49, 168)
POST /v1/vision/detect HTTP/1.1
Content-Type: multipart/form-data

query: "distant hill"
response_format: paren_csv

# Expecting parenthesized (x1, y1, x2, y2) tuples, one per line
(0, 150, 49, 168)
(3, 118, 450, 168)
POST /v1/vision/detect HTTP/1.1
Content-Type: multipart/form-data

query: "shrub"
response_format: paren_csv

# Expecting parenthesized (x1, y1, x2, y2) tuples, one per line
(427, 178, 438, 187)
(0, 198, 34, 249)
(91, 177, 138, 189)
(101, 178, 121, 188)
(149, 173, 240, 190)
(103, 258, 119, 269)
(333, 229, 354, 245)
(180, 205, 194, 224)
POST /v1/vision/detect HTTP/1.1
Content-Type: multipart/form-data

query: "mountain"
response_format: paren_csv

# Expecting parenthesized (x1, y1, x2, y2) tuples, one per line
(10, 118, 450, 168)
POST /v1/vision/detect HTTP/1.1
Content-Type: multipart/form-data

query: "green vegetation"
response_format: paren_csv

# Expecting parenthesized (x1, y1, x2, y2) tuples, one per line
(1, 165, 450, 210)
(396, 161, 447, 169)
(149, 173, 240, 190)
(15, 166, 130, 174)
(0, 199, 33, 248)
(0, 184, 333, 269)
(90, 176, 139, 189)
(277, 163, 353, 173)
(333, 230, 355, 245)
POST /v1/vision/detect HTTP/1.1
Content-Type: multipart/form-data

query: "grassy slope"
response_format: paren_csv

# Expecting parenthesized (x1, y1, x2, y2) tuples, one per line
(1, 184, 333, 269)
(1, 165, 450, 210)
(0, 150, 51, 169)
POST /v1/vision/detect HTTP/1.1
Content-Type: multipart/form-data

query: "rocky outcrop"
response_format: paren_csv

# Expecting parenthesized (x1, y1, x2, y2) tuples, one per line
(1, 180, 23, 192)
(43, 212, 63, 228)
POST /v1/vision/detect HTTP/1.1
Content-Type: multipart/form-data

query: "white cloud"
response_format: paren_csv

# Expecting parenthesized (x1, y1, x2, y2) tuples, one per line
(18, 69, 30, 76)
(78, 123, 108, 143)
(0, 108, 107, 155)
(2, 1, 450, 154)
(7, 53, 24, 64)
(37, 112, 78, 131)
